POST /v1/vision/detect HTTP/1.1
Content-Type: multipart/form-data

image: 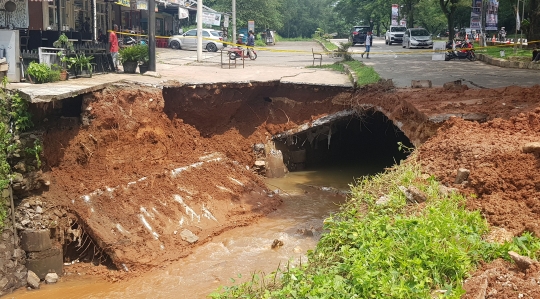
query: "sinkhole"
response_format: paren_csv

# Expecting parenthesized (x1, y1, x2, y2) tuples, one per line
(274, 110, 413, 174)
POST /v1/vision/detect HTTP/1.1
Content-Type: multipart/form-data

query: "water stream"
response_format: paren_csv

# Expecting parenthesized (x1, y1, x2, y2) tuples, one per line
(9, 162, 387, 299)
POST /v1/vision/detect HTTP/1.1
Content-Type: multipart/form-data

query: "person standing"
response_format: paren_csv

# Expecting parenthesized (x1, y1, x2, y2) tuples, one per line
(247, 30, 255, 57)
(110, 24, 119, 72)
(361, 31, 373, 59)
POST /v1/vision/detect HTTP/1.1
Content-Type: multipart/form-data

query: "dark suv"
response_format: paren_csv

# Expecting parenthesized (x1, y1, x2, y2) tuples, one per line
(349, 26, 371, 45)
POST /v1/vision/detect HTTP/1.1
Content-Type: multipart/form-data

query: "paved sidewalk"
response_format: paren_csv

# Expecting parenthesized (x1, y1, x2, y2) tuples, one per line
(11, 42, 351, 103)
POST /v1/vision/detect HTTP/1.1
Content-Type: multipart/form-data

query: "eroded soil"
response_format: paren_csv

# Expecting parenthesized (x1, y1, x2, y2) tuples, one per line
(27, 82, 540, 296)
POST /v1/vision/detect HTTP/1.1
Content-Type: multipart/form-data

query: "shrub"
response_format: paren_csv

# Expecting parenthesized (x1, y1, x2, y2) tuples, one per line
(119, 44, 148, 64)
(26, 62, 60, 84)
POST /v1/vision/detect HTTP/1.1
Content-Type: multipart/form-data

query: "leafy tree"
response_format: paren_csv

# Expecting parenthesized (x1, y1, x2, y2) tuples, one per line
(211, 0, 284, 32)
(440, 0, 461, 40)
(416, 0, 448, 34)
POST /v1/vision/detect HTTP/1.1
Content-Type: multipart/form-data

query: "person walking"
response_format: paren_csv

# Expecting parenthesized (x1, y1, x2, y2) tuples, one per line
(361, 31, 373, 59)
(110, 24, 120, 72)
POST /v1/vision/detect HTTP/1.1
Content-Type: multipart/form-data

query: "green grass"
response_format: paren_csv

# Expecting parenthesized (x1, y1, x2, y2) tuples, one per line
(210, 159, 540, 299)
(307, 60, 380, 87)
(306, 63, 345, 72)
(474, 42, 533, 60)
(313, 37, 338, 51)
(343, 60, 380, 86)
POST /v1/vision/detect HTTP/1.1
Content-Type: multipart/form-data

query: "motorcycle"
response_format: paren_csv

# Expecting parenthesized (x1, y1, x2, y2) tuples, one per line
(445, 39, 476, 61)
(119, 35, 148, 47)
(228, 46, 257, 60)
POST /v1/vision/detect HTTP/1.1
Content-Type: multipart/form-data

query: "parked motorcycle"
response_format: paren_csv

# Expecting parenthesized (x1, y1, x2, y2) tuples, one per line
(228, 47, 257, 60)
(445, 39, 476, 61)
(119, 35, 148, 47)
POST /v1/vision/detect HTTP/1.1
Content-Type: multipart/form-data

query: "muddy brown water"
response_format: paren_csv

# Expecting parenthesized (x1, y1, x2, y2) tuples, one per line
(9, 162, 389, 299)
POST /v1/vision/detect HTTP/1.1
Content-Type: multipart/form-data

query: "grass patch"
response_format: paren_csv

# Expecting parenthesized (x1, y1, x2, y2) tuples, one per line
(306, 62, 345, 72)
(475, 42, 533, 60)
(306, 60, 379, 86)
(343, 60, 380, 86)
(210, 159, 540, 299)
(313, 37, 338, 51)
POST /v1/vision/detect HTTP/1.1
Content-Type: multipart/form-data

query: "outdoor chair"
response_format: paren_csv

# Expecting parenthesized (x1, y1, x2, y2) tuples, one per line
(312, 48, 322, 66)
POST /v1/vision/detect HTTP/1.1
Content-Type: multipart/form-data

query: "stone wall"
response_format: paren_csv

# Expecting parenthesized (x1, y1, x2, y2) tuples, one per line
(0, 192, 27, 297)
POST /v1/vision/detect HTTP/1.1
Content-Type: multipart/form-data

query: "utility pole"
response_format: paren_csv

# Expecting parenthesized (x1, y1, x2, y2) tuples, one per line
(232, 0, 236, 45)
(513, 0, 519, 54)
(197, 0, 203, 61)
(149, 0, 156, 71)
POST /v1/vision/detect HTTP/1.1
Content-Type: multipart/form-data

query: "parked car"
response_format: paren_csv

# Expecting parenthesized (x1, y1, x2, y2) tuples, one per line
(385, 26, 407, 45)
(349, 25, 371, 46)
(402, 28, 433, 49)
(168, 29, 224, 52)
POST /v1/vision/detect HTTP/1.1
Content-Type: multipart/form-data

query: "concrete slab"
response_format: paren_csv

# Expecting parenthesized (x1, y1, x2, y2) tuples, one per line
(26, 247, 63, 280)
(20, 230, 52, 252)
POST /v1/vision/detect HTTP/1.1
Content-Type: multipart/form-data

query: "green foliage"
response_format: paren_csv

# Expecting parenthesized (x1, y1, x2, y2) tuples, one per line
(211, 160, 540, 298)
(26, 62, 61, 84)
(52, 33, 74, 51)
(72, 53, 94, 75)
(25, 140, 42, 168)
(306, 62, 345, 72)
(313, 36, 338, 51)
(119, 44, 148, 64)
(342, 60, 380, 86)
(0, 78, 34, 230)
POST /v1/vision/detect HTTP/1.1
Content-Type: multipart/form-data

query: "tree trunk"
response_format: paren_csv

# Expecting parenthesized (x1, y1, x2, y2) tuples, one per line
(527, 0, 540, 43)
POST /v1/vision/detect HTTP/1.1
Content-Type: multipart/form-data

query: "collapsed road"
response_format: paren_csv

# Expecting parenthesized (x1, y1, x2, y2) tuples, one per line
(2, 78, 540, 297)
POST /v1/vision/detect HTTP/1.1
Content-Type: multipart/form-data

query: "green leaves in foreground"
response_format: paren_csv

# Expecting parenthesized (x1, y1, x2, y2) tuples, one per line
(211, 162, 540, 299)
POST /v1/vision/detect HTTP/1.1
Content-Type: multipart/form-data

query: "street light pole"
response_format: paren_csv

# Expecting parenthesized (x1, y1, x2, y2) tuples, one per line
(197, 0, 203, 61)
(232, 0, 236, 45)
(149, 0, 156, 71)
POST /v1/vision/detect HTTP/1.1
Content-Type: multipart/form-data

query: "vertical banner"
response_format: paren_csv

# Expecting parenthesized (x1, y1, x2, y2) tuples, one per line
(391, 4, 398, 26)
(486, 0, 499, 30)
(223, 15, 229, 28)
(470, 0, 482, 30)
(248, 20, 254, 32)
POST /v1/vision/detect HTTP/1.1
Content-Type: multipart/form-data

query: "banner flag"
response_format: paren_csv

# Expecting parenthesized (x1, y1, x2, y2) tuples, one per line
(391, 4, 398, 26)
(516, 9, 521, 30)
(470, 0, 482, 30)
(486, 0, 499, 31)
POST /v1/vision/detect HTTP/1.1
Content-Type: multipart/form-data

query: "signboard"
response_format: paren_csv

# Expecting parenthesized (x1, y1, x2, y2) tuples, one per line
(199, 12, 221, 26)
(432, 41, 446, 61)
(115, 0, 130, 7)
(470, 0, 482, 30)
(486, 0, 499, 30)
(391, 4, 399, 26)
(136, 0, 147, 10)
(178, 7, 189, 19)
(223, 15, 229, 28)
(248, 20, 254, 32)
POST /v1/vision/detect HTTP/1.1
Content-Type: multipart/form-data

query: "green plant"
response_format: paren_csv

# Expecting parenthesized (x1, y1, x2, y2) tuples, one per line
(72, 53, 94, 76)
(25, 140, 42, 168)
(211, 159, 540, 298)
(26, 62, 60, 84)
(119, 44, 148, 64)
(52, 33, 74, 51)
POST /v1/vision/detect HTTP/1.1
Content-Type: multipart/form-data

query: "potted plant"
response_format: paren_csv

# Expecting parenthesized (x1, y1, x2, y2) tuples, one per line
(72, 53, 94, 78)
(26, 62, 60, 84)
(58, 53, 75, 80)
(119, 45, 142, 74)
(138, 45, 149, 74)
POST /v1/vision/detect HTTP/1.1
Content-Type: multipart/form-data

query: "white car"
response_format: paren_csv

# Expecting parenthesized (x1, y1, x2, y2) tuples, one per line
(385, 26, 407, 45)
(402, 28, 433, 49)
(168, 29, 224, 52)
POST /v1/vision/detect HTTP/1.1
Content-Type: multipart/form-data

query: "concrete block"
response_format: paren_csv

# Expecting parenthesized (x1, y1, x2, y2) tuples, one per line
(411, 80, 432, 88)
(523, 142, 540, 154)
(27, 270, 40, 289)
(20, 230, 51, 252)
(26, 247, 63, 280)
(455, 168, 470, 184)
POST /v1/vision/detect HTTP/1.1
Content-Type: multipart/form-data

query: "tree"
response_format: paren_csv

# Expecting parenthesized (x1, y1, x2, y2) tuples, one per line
(416, 0, 447, 33)
(440, 0, 460, 40)
(211, 0, 285, 31)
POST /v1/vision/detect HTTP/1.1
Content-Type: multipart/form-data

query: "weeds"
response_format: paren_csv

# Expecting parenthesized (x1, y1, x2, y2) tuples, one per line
(211, 159, 540, 298)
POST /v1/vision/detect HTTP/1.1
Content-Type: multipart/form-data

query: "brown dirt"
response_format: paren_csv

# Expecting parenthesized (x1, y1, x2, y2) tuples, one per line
(31, 81, 540, 296)
(413, 87, 540, 298)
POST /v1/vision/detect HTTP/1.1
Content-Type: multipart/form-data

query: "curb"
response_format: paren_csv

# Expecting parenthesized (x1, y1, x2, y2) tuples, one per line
(342, 63, 358, 89)
(314, 39, 358, 88)
(477, 53, 540, 70)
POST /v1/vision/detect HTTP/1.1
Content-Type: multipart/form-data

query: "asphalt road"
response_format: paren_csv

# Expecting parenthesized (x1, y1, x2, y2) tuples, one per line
(332, 37, 540, 88)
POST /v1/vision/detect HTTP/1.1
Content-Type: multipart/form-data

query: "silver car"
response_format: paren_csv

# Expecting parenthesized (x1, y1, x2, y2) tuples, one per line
(168, 29, 224, 52)
(402, 28, 433, 49)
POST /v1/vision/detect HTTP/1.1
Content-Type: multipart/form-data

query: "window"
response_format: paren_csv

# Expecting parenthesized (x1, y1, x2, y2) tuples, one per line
(184, 29, 196, 36)
(392, 27, 406, 32)
(202, 31, 210, 37)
